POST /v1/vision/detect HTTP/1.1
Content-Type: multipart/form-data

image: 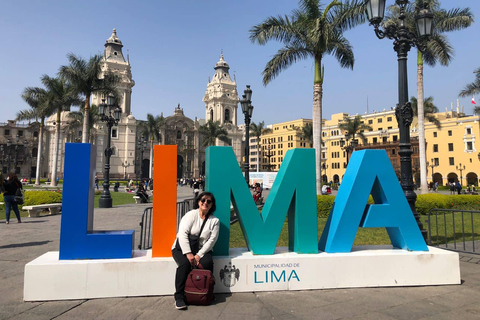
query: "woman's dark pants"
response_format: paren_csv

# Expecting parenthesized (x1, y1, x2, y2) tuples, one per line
(4, 195, 21, 222)
(171, 248, 213, 301)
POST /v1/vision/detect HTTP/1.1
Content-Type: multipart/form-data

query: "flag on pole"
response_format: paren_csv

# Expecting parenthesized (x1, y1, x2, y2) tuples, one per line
(472, 95, 476, 105)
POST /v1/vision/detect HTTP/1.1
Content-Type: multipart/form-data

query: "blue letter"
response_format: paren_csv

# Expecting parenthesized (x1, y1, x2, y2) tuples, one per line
(318, 150, 428, 253)
(206, 147, 318, 255)
(59, 143, 134, 260)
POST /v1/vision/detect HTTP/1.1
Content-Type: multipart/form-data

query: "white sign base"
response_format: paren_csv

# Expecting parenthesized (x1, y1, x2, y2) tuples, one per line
(24, 246, 460, 301)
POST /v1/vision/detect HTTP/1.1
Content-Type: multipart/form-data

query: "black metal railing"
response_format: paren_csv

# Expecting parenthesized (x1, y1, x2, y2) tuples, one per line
(138, 198, 195, 250)
(427, 208, 480, 255)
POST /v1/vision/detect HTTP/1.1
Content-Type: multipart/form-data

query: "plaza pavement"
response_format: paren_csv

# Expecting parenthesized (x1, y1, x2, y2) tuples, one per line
(1, 186, 480, 319)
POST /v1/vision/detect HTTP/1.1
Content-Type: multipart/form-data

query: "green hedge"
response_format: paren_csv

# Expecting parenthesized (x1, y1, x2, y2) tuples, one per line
(317, 194, 480, 217)
(24, 191, 63, 206)
(0, 191, 63, 209)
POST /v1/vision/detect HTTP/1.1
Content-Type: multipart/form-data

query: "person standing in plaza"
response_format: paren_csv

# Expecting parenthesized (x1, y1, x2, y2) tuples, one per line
(456, 181, 462, 195)
(3, 172, 22, 224)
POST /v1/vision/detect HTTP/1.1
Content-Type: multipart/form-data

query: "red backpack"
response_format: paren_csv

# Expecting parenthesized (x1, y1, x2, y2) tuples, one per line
(184, 265, 215, 305)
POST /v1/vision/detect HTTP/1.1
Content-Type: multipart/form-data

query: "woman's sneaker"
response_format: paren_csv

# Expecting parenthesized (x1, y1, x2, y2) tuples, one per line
(175, 299, 187, 310)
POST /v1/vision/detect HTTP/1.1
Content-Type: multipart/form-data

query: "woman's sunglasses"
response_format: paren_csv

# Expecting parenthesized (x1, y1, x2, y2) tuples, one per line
(200, 198, 212, 205)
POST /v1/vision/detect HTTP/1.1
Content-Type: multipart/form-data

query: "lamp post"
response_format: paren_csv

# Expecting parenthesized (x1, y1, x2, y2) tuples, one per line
(322, 162, 328, 184)
(427, 158, 437, 185)
(240, 85, 254, 185)
(456, 163, 465, 186)
(137, 136, 147, 182)
(339, 134, 357, 165)
(264, 138, 274, 172)
(366, 0, 433, 240)
(98, 97, 122, 208)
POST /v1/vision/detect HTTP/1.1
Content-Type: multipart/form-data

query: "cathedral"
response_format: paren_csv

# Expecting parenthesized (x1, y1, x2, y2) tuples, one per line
(0, 29, 244, 181)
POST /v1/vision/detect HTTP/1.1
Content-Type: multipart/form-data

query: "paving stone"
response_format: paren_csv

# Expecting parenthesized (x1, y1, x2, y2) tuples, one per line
(1, 190, 479, 319)
(377, 299, 452, 320)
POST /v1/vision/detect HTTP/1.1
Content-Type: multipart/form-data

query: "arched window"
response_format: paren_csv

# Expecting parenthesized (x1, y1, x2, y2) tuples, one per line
(177, 130, 182, 139)
(210, 109, 214, 121)
(33, 131, 39, 138)
(225, 109, 230, 122)
(32, 148, 38, 157)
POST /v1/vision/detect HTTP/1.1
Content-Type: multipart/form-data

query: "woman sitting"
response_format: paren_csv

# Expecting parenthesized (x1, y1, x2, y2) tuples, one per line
(253, 183, 262, 203)
(171, 191, 220, 310)
(135, 184, 149, 203)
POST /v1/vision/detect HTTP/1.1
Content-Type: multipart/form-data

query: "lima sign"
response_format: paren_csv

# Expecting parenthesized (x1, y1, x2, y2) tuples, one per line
(58, 144, 427, 260)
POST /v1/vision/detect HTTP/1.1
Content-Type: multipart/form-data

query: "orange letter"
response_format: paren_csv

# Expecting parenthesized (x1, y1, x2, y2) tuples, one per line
(152, 145, 177, 257)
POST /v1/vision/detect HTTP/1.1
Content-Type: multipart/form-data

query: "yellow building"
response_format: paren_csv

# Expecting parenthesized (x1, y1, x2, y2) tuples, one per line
(259, 109, 480, 188)
(260, 119, 312, 171)
(322, 110, 412, 184)
(424, 110, 479, 187)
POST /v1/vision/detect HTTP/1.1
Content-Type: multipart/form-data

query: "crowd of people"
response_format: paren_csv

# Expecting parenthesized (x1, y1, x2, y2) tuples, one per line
(179, 177, 205, 198)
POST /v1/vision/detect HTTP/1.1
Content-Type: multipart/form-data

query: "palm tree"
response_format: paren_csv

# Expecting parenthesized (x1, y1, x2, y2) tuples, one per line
(386, 0, 473, 193)
(65, 104, 100, 143)
(59, 53, 118, 143)
(459, 68, 480, 142)
(250, 0, 366, 195)
(18, 87, 54, 185)
(198, 120, 231, 147)
(138, 114, 166, 178)
(249, 121, 272, 172)
(459, 67, 480, 119)
(410, 96, 441, 129)
(338, 115, 372, 145)
(41, 75, 81, 186)
(299, 122, 313, 146)
(338, 115, 372, 165)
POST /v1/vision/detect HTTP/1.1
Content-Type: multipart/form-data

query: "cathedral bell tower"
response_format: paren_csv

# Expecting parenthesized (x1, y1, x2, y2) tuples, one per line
(92, 28, 135, 115)
(203, 54, 242, 163)
(92, 29, 137, 181)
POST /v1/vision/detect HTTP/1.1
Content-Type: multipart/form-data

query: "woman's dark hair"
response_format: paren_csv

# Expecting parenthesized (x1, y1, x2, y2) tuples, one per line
(7, 172, 18, 181)
(193, 191, 216, 215)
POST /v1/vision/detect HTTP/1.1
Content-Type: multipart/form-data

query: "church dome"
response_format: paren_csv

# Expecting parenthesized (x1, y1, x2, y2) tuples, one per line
(214, 54, 230, 70)
(106, 28, 123, 46)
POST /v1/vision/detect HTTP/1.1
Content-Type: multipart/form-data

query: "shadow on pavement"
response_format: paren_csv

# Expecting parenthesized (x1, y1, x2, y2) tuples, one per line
(0, 240, 52, 249)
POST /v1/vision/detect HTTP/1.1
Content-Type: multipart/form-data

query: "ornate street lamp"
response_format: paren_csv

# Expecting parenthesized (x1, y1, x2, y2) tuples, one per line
(366, 0, 433, 240)
(456, 163, 465, 186)
(137, 136, 148, 182)
(240, 85, 254, 185)
(98, 96, 122, 208)
(322, 162, 328, 184)
(263, 138, 274, 172)
(427, 158, 437, 186)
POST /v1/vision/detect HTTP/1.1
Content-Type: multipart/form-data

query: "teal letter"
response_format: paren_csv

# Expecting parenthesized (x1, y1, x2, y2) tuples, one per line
(206, 147, 318, 255)
(254, 271, 263, 283)
(288, 270, 300, 281)
(318, 150, 428, 253)
(272, 270, 286, 282)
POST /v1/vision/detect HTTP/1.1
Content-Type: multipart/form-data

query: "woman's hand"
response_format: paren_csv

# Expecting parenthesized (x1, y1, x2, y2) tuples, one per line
(186, 253, 195, 265)
(194, 254, 201, 266)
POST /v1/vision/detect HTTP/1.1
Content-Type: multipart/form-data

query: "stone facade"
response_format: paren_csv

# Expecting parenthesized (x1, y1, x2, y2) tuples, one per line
(2, 33, 246, 181)
(203, 54, 243, 164)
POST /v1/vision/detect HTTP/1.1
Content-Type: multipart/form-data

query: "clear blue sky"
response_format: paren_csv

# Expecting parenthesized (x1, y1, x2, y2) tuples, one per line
(1, 0, 479, 126)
